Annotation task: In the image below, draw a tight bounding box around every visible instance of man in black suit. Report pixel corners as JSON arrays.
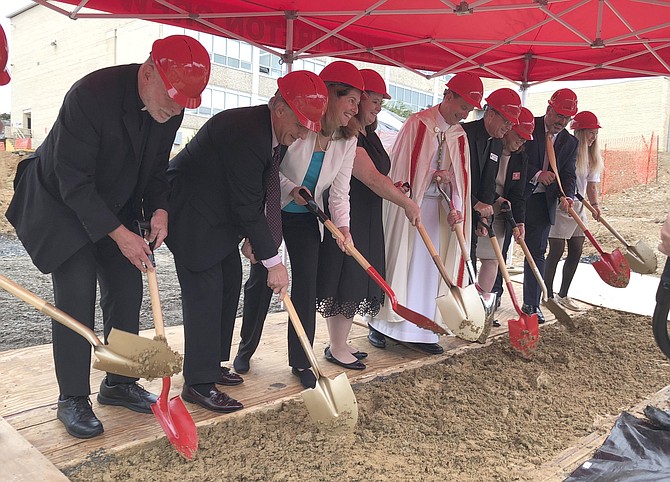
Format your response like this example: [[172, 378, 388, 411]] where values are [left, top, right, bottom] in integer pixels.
[[165, 70, 328, 413], [462, 88, 522, 263], [521, 89, 578, 322], [6, 36, 210, 439]]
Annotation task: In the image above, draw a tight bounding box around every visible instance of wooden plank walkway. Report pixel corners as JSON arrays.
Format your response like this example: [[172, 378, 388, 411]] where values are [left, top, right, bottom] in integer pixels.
[[0, 277, 624, 480]]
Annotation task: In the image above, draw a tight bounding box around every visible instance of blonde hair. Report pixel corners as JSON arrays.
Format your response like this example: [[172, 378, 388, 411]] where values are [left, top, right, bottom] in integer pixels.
[[574, 129, 604, 179]]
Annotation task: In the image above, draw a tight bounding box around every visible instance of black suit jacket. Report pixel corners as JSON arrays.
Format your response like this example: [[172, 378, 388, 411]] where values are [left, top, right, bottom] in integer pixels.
[[462, 118, 503, 206], [501, 149, 528, 224], [166, 105, 282, 272], [6, 64, 181, 273], [523, 116, 578, 224]]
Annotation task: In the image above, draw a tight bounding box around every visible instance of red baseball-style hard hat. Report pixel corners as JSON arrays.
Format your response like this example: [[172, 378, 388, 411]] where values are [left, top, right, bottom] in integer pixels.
[[570, 111, 601, 130], [359, 69, 391, 99], [0, 25, 10, 86], [277, 70, 329, 132], [548, 88, 578, 117], [512, 107, 535, 140], [446, 72, 484, 109], [485, 88, 522, 124], [319, 61, 366, 93], [151, 35, 211, 109]]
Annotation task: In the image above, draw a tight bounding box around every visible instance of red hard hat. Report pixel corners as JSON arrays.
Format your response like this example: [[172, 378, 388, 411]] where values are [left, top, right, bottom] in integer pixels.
[[0, 25, 9, 86], [446, 72, 484, 109], [319, 61, 366, 93], [570, 111, 601, 130], [485, 88, 522, 124], [277, 70, 329, 132], [151, 35, 211, 109], [548, 88, 578, 116], [359, 69, 390, 99], [512, 107, 535, 140]]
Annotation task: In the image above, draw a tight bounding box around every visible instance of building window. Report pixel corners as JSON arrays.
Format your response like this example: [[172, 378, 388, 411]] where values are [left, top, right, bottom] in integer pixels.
[[294, 58, 326, 74], [388, 84, 433, 112], [259, 52, 283, 78], [186, 87, 252, 117], [211, 36, 252, 71]]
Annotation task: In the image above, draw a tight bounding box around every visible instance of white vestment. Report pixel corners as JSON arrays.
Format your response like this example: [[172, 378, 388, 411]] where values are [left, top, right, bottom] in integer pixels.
[[369, 106, 473, 343]]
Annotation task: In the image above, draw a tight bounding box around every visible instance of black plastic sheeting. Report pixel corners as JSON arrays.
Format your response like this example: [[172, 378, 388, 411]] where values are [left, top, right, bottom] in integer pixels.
[[565, 406, 670, 481]]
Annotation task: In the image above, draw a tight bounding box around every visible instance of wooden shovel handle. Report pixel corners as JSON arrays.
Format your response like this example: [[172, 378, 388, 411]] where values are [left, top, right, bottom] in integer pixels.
[[283, 294, 322, 378], [575, 193, 630, 247], [0, 274, 102, 347], [147, 269, 165, 338], [416, 222, 454, 287], [545, 133, 566, 198]]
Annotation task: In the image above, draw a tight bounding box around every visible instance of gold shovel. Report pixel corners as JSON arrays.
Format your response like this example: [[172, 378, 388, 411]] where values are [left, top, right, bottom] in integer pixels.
[[0, 274, 182, 379], [283, 294, 358, 430]]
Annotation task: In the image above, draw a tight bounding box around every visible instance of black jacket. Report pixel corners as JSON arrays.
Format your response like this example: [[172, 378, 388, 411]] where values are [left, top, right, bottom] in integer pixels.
[[462, 118, 503, 207], [6, 64, 181, 273], [166, 105, 284, 272]]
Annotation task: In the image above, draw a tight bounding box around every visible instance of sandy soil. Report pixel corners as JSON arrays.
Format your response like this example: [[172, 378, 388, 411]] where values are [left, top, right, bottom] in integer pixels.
[[0, 150, 669, 480]]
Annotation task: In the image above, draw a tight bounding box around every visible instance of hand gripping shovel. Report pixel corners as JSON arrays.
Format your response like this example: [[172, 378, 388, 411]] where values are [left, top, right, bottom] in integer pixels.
[[479, 219, 539, 358], [283, 294, 358, 430], [298, 189, 447, 335], [575, 192, 657, 274], [137, 222, 198, 460], [434, 180, 497, 342], [0, 274, 181, 379], [545, 134, 630, 288], [652, 258, 670, 360], [416, 221, 486, 341], [501, 207, 575, 330]]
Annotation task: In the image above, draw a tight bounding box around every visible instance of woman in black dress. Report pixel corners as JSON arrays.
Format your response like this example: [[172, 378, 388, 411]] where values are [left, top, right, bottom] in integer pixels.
[[316, 69, 421, 369]]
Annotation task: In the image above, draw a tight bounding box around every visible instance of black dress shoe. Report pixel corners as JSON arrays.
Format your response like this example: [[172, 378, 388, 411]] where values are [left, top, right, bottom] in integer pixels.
[[367, 327, 386, 349], [233, 355, 250, 374], [97, 378, 157, 414], [181, 385, 244, 413], [407, 342, 444, 355], [324, 347, 366, 370], [291, 367, 317, 389], [352, 350, 368, 360], [521, 304, 546, 324], [218, 366, 244, 386], [57, 396, 104, 439]]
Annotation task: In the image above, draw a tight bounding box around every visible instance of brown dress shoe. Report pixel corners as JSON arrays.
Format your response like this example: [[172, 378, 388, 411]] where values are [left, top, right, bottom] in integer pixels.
[[181, 385, 244, 413], [218, 367, 244, 386]]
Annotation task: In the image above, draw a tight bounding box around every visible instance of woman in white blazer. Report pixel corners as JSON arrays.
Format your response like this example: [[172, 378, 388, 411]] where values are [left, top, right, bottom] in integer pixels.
[[279, 61, 364, 388]]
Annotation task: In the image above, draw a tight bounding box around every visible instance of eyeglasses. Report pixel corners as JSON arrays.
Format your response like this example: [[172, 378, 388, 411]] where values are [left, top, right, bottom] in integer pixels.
[[493, 109, 513, 127], [550, 107, 572, 123]]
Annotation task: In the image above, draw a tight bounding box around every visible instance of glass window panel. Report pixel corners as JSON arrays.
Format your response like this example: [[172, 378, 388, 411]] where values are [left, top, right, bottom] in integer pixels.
[[241, 61, 252, 71], [225, 93, 238, 110], [240, 43, 252, 62], [226, 39, 240, 58], [199, 106, 211, 116], [213, 53, 225, 65], [199, 33, 213, 53], [228, 58, 240, 69], [212, 90, 226, 111], [213, 36, 226, 55]]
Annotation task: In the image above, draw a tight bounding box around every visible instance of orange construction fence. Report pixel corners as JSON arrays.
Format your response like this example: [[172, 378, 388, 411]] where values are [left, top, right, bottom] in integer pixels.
[[600, 133, 658, 196]]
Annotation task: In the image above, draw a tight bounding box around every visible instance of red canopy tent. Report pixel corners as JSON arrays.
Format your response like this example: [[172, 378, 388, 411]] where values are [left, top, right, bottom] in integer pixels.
[[31, 0, 670, 86]]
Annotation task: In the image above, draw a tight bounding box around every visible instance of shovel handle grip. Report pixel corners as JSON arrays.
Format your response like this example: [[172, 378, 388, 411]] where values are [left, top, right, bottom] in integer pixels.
[[575, 193, 629, 246], [283, 294, 322, 378], [0, 274, 102, 347]]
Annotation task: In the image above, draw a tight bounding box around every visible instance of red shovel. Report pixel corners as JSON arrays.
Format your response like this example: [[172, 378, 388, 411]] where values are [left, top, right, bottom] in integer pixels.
[[139, 222, 198, 460], [479, 217, 539, 358], [299, 189, 447, 335], [545, 135, 630, 288]]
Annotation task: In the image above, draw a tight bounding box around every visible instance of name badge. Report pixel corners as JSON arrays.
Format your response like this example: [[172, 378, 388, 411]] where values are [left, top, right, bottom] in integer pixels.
[[490, 153, 498, 162], [512, 171, 521, 180]]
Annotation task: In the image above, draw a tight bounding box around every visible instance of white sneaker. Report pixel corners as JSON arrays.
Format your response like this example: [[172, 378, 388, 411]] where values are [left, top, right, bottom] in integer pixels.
[[555, 295, 584, 312]]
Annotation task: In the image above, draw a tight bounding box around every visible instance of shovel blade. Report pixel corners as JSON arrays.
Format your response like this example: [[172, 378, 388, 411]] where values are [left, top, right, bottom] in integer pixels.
[[151, 395, 199, 460], [543, 298, 576, 330], [93, 328, 183, 379], [508, 313, 539, 359], [625, 241, 657, 274], [593, 249, 630, 288], [436, 285, 486, 341], [301, 373, 358, 431]]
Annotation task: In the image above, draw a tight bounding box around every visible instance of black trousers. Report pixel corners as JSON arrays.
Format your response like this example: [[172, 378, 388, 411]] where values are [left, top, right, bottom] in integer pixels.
[[175, 250, 241, 386], [282, 211, 320, 369], [522, 193, 551, 306], [236, 261, 273, 361], [51, 237, 141, 397]]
